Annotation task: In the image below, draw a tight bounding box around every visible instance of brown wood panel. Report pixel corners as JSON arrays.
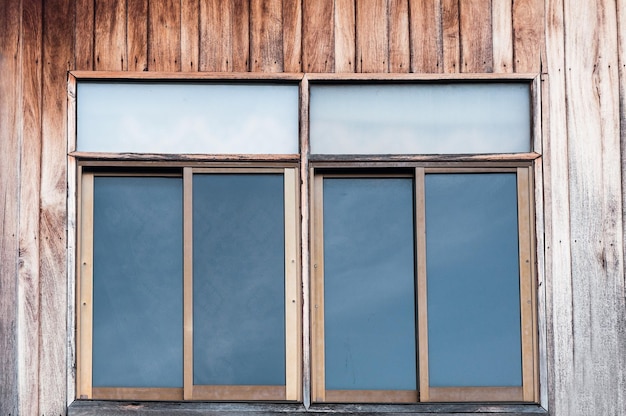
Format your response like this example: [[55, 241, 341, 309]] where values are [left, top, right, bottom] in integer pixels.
[[94, 0, 127, 70], [356, 0, 388, 72], [232, 0, 251, 71], [250, 0, 284, 72], [513, 0, 543, 73], [200, 0, 233, 71], [428, 386, 523, 402], [283, 0, 302, 72], [334, 0, 355, 72], [18, 0, 43, 414], [0, 1, 20, 414], [41, 1, 74, 413], [492, 0, 513, 73], [324, 389, 418, 403], [409, 0, 442, 73], [181, 0, 199, 71], [75, 0, 95, 70], [127, 0, 148, 71], [563, 0, 626, 414], [441, 0, 460, 73], [148, 0, 181, 71], [303, 0, 334, 72], [93, 387, 183, 401], [459, 0, 492, 72], [389, 0, 410, 73], [192, 385, 286, 400]]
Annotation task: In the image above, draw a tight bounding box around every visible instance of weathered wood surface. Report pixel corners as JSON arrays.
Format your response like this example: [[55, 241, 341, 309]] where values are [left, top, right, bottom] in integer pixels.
[[410, 0, 442, 73]]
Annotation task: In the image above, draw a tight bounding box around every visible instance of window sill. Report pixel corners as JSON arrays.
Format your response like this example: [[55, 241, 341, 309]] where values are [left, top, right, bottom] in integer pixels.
[[68, 400, 548, 416]]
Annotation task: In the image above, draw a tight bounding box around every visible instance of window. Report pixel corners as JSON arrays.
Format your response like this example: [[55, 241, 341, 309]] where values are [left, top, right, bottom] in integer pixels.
[[72, 74, 539, 407]]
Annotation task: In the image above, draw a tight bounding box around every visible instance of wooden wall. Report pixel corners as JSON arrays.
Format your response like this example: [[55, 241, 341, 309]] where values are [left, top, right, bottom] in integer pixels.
[[0, 0, 625, 415]]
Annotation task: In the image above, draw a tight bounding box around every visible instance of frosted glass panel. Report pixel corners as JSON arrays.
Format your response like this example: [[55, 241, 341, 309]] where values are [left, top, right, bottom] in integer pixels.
[[77, 82, 299, 154], [425, 173, 522, 387], [323, 178, 416, 390], [92, 176, 183, 388], [310, 83, 530, 154], [193, 174, 285, 385]]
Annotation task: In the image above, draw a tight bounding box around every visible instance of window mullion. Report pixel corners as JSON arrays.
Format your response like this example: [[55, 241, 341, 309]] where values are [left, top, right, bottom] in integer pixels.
[[414, 167, 429, 402], [183, 167, 193, 400]]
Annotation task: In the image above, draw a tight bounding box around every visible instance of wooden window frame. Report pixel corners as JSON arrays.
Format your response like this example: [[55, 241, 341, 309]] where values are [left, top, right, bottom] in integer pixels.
[[67, 72, 546, 413]]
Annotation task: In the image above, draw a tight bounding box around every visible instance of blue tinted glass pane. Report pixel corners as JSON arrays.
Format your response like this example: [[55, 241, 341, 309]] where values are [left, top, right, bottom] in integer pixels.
[[310, 83, 530, 154], [193, 174, 286, 385], [425, 173, 522, 387], [323, 178, 416, 390], [92, 176, 183, 388]]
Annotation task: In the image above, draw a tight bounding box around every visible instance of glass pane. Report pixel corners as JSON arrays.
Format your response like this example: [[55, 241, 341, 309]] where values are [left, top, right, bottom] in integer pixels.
[[193, 174, 286, 385], [323, 178, 416, 390], [92, 176, 183, 388], [310, 83, 530, 154], [425, 173, 522, 387], [77, 82, 299, 154]]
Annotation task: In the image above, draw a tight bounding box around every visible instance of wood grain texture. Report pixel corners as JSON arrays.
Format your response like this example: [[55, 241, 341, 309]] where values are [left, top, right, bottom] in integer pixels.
[[75, 0, 95, 70], [181, 0, 199, 71], [282, 0, 302, 72], [562, 0, 626, 414], [619, 1, 626, 408], [389, 0, 410, 73], [459, 0, 492, 72], [250, 0, 284, 72], [334, 0, 355, 72], [303, 0, 334, 72], [232, 0, 251, 71], [513, 0, 543, 73], [0, 1, 20, 414], [441, 0, 460, 73], [94, 0, 126, 70], [18, 0, 43, 414], [149, 0, 181, 71], [492, 0, 513, 73], [356, 0, 388, 72], [127, 0, 148, 71], [200, 0, 234, 71], [41, 0, 74, 413], [409, 0, 442, 73]]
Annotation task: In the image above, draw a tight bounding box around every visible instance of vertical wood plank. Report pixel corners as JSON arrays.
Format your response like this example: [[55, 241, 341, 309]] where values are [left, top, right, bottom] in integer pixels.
[[127, 0, 148, 71], [303, 0, 334, 73], [414, 168, 429, 402], [200, 0, 233, 72], [250, 0, 284, 72], [441, 0, 460, 73], [232, 0, 251, 71], [283, 0, 302, 72], [513, 0, 543, 73], [334, 0, 355, 73], [18, 0, 43, 414], [563, 0, 626, 414], [409, 0, 442, 73], [459, 0, 493, 72], [94, 0, 126, 70], [389, 0, 410, 73], [618, 3, 626, 408], [75, 0, 95, 70], [148, 0, 181, 71], [492, 0, 513, 73], [181, 0, 199, 72], [355, 0, 388, 73], [0, 1, 20, 414], [41, 0, 74, 412]]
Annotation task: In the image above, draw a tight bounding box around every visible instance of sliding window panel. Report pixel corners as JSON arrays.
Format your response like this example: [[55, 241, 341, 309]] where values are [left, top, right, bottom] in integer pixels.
[[92, 176, 183, 391], [424, 173, 523, 401], [77, 82, 299, 154], [192, 174, 286, 397], [321, 177, 417, 402], [310, 83, 530, 155]]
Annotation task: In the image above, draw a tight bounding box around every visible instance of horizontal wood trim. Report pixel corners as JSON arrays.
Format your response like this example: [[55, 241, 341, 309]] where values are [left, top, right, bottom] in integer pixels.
[[70, 71, 304, 80], [70, 152, 300, 163], [91, 387, 183, 401], [324, 390, 418, 403], [192, 385, 286, 401], [305, 73, 539, 82], [427, 386, 524, 402], [309, 153, 540, 163]]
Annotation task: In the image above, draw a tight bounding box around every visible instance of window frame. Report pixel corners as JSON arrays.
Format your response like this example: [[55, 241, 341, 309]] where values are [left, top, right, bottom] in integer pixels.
[[67, 71, 546, 414]]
